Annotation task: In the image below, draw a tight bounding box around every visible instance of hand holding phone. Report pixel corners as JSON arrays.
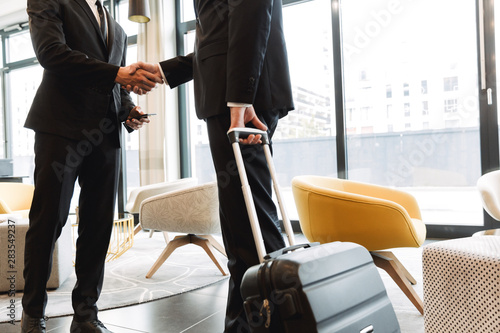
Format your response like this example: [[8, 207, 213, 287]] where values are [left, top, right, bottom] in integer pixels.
[[132, 113, 157, 120]]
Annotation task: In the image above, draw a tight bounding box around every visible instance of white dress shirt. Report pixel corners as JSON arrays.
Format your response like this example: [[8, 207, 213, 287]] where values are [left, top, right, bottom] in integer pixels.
[[86, 0, 107, 37]]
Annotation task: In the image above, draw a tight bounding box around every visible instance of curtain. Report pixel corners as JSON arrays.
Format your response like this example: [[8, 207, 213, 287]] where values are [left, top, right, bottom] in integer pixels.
[[136, 0, 179, 185]]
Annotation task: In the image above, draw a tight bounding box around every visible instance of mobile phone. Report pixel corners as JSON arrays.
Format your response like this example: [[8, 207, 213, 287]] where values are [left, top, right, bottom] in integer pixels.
[[133, 113, 157, 120]]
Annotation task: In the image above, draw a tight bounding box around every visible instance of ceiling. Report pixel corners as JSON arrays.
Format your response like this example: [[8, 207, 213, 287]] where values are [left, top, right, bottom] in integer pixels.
[[0, 1, 28, 30], [1, 0, 25, 16]]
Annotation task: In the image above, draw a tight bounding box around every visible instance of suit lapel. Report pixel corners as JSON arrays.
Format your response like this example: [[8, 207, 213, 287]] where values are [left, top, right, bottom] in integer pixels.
[[75, 0, 108, 53], [105, 8, 114, 52]]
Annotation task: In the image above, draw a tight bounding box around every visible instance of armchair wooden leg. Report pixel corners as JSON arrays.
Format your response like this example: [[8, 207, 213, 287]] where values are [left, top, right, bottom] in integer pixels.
[[203, 234, 227, 257], [375, 250, 417, 285], [146, 234, 228, 279], [162, 231, 170, 244], [146, 235, 190, 278], [371, 251, 424, 315], [133, 224, 142, 235], [192, 235, 228, 276]]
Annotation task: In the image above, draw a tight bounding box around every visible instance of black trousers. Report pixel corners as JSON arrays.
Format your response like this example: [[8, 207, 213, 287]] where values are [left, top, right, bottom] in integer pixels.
[[22, 130, 120, 321], [206, 111, 286, 333]]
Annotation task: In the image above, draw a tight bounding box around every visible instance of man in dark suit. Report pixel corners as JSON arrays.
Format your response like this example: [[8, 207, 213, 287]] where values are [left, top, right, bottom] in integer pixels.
[[21, 1, 162, 332], [136, 0, 294, 331]]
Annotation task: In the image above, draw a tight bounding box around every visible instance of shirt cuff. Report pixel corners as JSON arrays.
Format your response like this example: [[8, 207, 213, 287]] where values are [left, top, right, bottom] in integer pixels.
[[227, 102, 252, 108], [157, 63, 169, 86]]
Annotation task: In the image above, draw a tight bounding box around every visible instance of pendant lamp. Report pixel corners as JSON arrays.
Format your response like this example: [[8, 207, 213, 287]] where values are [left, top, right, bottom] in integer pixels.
[[128, 0, 151, 23]]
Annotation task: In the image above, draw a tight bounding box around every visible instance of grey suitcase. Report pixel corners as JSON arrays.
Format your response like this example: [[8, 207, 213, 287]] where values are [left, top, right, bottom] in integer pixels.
[[228, 128, 400, 333]]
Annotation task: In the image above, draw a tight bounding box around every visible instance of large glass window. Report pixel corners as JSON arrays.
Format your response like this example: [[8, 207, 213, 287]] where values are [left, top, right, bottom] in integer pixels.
[[0, 36, 5, 158], [341, 0, 483, 226], [186, 0, 337, 219], [6, 29, 35, 63], [275, 0, 338, 213], [180, 0, 196, 22], [1, 27, 41, 185], [175, 0, 499, 236], [106, 0, 142, 197], [496, 0, 500, 160], [117, 0, 139, 37], [7, 65, 42, 180], [123, 43, 141, 189]]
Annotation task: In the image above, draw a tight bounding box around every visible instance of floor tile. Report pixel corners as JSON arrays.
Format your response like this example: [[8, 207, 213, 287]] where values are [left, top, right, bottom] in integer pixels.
[[0, 279, 229, 333]]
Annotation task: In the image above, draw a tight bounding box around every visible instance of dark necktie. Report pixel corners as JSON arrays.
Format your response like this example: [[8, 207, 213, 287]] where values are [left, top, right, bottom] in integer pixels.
[[95, 0, 107, 42]]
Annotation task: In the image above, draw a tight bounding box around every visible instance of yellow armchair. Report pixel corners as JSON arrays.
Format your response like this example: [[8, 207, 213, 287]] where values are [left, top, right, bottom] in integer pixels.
[[292, 175, 426, 314], [0, 183, 34, 218]]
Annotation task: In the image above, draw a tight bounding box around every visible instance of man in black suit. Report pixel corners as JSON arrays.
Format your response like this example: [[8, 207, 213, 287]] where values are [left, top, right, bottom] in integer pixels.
[[135, 0, 294, 331], [21, 1, 162, 332]]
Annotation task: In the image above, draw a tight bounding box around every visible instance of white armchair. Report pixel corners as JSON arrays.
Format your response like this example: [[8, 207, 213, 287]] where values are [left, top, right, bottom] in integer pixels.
[[126, 178, 198, 235], [139, 181, 227, 278], [476, 170, 500, 235]]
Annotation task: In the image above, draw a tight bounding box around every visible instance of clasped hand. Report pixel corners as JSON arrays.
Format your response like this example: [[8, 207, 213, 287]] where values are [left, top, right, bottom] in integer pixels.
[[230, 106, 268, 145], [116, 61, 163, 95]]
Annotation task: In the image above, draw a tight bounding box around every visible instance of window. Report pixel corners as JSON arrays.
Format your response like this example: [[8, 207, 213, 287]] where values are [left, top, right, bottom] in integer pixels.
[[6, 29, 35, 63], [444, 76, 459, 92], [342, 0, 482, 228], [176, 0, 496, 236], [444, 99, 458, 113], [422, 101, 429, 115], [404, 103, 411, 117], [115, 2, 141, 191], [8, 66, 42, 179], [180, 0, 196, 22], [421, 80, 428, 94], [386, 104, 393, 118], [386, 84, 392, 98], [0, 36, 4, 158], [403, 82, 410, 96], [116, 1, 139, 37], [185, 0, 338, 194], [360, 70, 368, 81], [1, 27, 40, 182]]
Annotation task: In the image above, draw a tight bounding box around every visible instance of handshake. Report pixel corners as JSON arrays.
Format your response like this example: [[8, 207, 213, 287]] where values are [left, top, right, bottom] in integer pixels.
[[115, 61, 164, 95]]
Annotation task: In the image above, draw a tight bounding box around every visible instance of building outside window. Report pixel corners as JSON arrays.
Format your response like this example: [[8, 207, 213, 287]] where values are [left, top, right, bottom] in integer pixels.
[[444, 76, 459, 92], [403, 82, 410, 97], [421, 80, 428, 94]]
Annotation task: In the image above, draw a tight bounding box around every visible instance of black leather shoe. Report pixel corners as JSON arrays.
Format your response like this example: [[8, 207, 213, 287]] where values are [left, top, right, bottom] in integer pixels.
[[21, 311, 47, 333], [70, 319, 113, 333]]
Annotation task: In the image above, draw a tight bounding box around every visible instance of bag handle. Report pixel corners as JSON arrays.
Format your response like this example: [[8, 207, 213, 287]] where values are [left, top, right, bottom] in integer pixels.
[[264, 242, 320, 260]]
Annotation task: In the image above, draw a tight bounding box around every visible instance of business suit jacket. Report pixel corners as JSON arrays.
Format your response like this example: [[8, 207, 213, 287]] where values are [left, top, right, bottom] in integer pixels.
[[159, 0, 294, 119], [25, 0, 134, 143]]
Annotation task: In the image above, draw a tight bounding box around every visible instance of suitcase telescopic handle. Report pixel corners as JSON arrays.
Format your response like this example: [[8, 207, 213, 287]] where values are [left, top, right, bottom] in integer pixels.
[[227, 127, 270, 145], [227, 128, 296, 263], [264, 242, 320, 260]]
